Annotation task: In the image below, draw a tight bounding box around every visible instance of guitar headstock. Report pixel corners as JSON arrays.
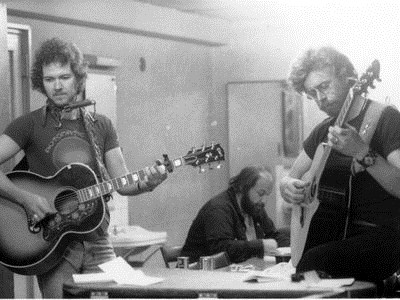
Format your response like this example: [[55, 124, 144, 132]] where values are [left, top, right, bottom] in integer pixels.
[[353, 59, 381, 96], [163, 143, 225, 173]]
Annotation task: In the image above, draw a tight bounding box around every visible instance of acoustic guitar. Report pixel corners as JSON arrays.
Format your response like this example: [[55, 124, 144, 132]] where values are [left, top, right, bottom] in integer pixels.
[[0, 143, 225, 275], [290, 61, 381, 267]]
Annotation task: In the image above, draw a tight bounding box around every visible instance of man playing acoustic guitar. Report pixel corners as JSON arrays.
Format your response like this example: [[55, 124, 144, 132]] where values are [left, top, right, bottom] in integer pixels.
[[280, 46, 400, 293], [0, 37, 167, 297]]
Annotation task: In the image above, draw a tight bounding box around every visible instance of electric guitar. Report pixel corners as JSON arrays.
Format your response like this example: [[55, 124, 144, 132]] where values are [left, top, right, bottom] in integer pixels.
[[290, 61, 381, 267], [0, 143, 225, 275]]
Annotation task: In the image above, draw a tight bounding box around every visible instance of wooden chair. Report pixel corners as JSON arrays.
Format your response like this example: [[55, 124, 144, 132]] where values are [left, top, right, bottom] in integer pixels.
[[160, 245, 183, 268]]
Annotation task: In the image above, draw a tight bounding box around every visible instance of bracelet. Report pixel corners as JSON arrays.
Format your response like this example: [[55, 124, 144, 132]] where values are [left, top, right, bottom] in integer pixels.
[[356, 148, 378, 169]]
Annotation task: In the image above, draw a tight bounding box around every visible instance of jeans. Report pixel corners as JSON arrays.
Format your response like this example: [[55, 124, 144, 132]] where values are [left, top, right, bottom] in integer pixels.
[[296, 225, 400, 283], [37, 237, 116, 298]]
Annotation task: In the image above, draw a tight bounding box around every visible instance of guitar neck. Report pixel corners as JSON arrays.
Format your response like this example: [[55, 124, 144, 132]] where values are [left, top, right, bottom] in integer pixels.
[[76, 143, 224, 202], [78, 157, 186, 202], [314, 88, 356, 179]]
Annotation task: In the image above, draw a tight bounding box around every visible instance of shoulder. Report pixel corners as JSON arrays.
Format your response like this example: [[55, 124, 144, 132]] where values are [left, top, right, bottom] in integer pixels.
[[371, 101, 400, 158], [203, 191, 234, 211], [303, 116, 333, 158], [312, 116, 334, 134], [90, 112, 116, 130], [91, 112, 113, 124], [381, 103, 400, 119], [7, 109, 41, 128]]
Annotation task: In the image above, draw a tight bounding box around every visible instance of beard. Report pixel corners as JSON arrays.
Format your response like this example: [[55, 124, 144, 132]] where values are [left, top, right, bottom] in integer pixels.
[[241, 193, 265, 220]]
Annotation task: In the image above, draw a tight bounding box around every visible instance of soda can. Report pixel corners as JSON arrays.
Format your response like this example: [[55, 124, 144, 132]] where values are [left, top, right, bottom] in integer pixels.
[[199, 256, 215, 270], [176, 256, 189, 269]]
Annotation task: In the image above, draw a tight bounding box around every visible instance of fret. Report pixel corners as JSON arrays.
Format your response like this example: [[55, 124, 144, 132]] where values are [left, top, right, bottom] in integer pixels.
[[93, 185, 101, 196], [110, 178, 119, 190], [98, 183, 106, 195], [100, 181, 113, 194], [138, 169, 146, 181], [83, 187, 90, 200], [114, 176, 128, 189], [87, 187, 94, 198], [77, 189, 85, 202], [127, 173, 139, 185], [75, 144, 223, 203]]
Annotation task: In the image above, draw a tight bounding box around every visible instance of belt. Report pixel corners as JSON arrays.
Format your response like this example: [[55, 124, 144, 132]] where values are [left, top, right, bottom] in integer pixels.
[[353, 220, 379, 228]]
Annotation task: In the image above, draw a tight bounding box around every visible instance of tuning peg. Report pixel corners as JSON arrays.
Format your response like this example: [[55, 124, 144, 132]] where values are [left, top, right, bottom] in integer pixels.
[[211, 141, 215, 149], [199, 166, 205, 173], [202, 142, 206, 152], [216, 163, 222, 169], [191, 146, 196, 153]]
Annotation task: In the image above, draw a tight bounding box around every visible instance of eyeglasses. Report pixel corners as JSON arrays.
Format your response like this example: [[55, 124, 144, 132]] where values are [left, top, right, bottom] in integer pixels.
[[304, 80, 331, 100]]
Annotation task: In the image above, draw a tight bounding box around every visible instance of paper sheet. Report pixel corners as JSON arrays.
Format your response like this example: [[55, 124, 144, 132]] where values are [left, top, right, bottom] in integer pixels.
[[73, 273, 114, 284], [73, 257, 164, 286], [244, 261, 295, 282], [244, 262, 355, 289], [306, 278, 355, 288]]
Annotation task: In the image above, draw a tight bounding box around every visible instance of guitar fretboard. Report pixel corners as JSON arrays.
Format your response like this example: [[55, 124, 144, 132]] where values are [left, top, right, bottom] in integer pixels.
[[77, 157, 185, 202]]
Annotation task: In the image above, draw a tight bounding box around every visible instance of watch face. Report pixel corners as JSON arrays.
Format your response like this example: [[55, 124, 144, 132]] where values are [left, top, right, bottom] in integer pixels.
[[358, 150, 377, 168], [364, 156, 375, 166]]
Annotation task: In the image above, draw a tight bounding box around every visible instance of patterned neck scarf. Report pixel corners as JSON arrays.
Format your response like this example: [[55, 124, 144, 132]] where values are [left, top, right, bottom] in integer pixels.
[[80, 108, 110, 182]]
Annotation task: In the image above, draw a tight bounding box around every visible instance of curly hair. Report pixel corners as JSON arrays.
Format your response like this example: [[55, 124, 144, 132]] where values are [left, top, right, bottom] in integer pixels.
[[229, 165, 273, 195], [287, 46, 357, 95], [31, 37, 88, 95]]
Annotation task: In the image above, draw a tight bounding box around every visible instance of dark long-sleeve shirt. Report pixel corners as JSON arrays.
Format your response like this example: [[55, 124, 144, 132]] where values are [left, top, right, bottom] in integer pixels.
[[181, 187, 290, 263]]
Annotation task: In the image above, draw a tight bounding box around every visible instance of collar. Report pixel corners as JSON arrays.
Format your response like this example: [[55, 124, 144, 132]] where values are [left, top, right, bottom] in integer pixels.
[[42, 98, 81, 128]]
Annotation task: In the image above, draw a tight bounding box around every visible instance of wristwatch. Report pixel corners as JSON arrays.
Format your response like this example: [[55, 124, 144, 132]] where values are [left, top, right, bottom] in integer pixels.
[[356, 149, 378, 169]]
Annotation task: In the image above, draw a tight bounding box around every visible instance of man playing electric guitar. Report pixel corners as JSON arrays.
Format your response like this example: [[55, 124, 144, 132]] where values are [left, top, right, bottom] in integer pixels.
[[280, 46, 400, 290], [0, 37, 167, 297]]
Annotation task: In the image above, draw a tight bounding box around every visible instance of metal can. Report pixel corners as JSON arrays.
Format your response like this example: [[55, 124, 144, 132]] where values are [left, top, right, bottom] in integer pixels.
[[176, 256, 189, 269], [199, 256, 215, 270]]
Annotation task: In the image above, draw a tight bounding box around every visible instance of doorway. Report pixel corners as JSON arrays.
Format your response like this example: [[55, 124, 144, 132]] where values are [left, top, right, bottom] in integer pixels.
[[6, 23, 31, 170], [7, 23, 40, 299]]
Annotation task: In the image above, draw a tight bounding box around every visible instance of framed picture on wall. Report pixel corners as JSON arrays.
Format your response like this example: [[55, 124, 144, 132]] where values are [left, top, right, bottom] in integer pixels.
[[281, 88, 303, 158]]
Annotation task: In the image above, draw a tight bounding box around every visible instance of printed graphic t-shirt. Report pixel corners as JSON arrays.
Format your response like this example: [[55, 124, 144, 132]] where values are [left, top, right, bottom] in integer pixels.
[[4, 107, 119, 179]]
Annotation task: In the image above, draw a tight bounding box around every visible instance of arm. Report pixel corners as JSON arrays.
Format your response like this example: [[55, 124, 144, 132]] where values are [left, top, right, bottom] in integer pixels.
[[279, 149, 313, 205], [104, 147, 167, 196], [328, 125, 400, 198], [0, 134, 56, 221], [260, 214, 290, 247], [204, 206, 264, 263]]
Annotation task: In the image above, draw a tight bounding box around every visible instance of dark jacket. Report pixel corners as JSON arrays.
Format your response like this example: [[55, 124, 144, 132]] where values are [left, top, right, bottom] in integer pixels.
[[181, 187, 290, 263]]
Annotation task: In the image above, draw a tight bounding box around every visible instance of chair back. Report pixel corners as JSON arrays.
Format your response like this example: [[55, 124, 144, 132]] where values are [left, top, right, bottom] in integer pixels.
[[160, 245, 183, 268]]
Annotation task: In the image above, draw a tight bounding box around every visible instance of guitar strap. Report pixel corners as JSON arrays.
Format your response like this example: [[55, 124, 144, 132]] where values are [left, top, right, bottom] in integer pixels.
[[359, 100, 386, 144], [352, 99, 386, 173], [80, 108, 112, 238], [80, 108, 111, 183], [344, 100, 386, 238]]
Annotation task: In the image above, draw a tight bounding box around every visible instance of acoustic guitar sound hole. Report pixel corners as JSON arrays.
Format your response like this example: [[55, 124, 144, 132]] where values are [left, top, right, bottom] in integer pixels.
[[54, 189, 79, 215]]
